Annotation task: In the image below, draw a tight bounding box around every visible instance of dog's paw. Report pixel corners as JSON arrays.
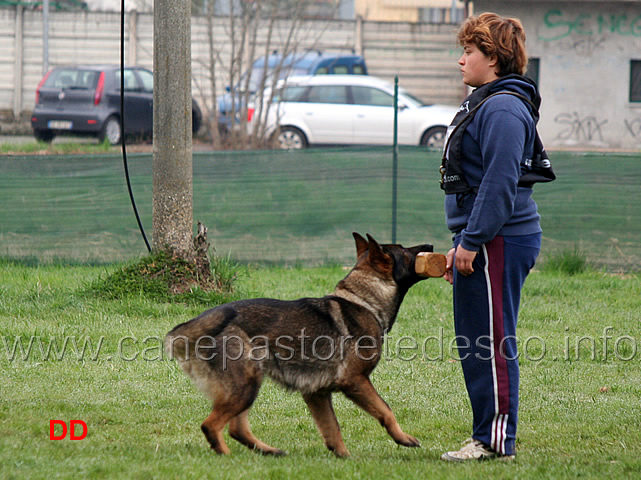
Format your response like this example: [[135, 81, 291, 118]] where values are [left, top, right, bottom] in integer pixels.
[[396, 434, 421, 448], [328, 444, 351, 458], [260, 448, 287, 457]]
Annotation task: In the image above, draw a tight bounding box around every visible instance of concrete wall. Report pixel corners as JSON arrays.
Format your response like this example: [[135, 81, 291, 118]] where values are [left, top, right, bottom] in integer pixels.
[[0, 7, 462, 131], [476, 1, 641, 150], [5, 4, 641, 150]]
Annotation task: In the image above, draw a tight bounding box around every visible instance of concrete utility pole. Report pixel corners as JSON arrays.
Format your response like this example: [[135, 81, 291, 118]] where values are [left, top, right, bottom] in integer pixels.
[[152, 0, 193, 254], [43, 0, 49, 75]]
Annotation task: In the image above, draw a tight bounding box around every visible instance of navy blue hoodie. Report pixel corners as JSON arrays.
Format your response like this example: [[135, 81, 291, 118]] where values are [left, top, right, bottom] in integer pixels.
[[444, 76, 542, 251]]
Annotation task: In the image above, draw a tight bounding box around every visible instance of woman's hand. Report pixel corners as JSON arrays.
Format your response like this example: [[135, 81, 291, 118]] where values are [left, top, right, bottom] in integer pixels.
[[455, 245, 477, 276], [443, 245, 478, 285], [444, 248, 455, 285]]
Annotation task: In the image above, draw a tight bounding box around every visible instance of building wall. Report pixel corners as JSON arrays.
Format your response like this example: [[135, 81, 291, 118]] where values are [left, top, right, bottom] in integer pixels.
[[0, 7, 464, 127], [356, 0, 421, 22], [362, 21, 461, 102], [355, 0, 466, 23], [475, 0, 641, 150]]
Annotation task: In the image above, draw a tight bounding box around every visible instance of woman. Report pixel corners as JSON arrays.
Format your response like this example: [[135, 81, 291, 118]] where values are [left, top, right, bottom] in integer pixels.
[[441, 12, 544, 462]]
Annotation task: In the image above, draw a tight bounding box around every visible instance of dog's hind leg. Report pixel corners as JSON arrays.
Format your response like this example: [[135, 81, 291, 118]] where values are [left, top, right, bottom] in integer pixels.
[[229, 409, 286, 456], [342, 376, 420, 448], [201, 399, 241, 455], [201, 372, 262, 455], [303, 391, 350, 457]]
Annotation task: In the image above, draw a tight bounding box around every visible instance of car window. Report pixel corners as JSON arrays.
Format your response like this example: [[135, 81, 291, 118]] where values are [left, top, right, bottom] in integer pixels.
[[46, 69, 98, 89], [306, 85, 348, 104], [332, 66, 349, 74], [399, 88, 427, 106], [351, 86, 394, 107], [353, 65, 366, 75], [245, 68, 269, 92], [276, 86, 308, 102], [245, 66, 309, 92], [115, 69, 141, 91], [137, 69, 154, 92]]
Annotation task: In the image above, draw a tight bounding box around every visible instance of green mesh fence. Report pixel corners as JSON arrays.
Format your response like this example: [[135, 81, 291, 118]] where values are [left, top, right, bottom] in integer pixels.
[[0, 148, 639, 271]]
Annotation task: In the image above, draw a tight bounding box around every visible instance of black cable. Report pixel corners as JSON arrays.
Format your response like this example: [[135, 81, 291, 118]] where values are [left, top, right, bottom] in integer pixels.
[[120, 0, 151, 252]]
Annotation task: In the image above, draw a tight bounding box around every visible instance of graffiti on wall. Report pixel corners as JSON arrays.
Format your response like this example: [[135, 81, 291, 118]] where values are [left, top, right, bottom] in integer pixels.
[[539, 9, 641, 54], [540, 9, 641, 42], [551, 113, 641, 145], [540, 9, 641, 147], [554, 112, 608, 143], [624, 118, 641, 139]]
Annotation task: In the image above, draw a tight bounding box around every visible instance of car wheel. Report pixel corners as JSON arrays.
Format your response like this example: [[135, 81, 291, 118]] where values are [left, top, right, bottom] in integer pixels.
[[99, 116, 122, 145], [33, 129, 55, 143], [276, 126, 308, 150], [420, 126, 447, 150]]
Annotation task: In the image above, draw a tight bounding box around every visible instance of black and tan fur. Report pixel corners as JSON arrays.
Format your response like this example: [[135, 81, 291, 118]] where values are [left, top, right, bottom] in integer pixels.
[[165, 233, 433, 457]]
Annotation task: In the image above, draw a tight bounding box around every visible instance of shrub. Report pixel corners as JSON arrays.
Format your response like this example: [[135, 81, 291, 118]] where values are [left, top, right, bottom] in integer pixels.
[[87, 249, 244, 304], [541, 245, 590, 275]]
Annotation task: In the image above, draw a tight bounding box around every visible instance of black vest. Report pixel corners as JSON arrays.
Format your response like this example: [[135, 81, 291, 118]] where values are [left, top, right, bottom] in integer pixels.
[[440, 75, 555, 195]]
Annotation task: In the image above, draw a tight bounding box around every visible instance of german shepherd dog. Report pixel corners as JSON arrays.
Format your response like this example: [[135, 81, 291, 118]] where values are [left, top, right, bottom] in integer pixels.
[[165, 233, 433, 457]]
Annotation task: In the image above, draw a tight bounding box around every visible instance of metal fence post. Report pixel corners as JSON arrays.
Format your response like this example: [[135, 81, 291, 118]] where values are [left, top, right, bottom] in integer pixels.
[[392, 75, 399, 244]]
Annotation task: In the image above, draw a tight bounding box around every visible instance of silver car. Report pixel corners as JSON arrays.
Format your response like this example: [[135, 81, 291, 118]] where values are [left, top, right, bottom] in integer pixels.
[[251, 75, 458, 149]]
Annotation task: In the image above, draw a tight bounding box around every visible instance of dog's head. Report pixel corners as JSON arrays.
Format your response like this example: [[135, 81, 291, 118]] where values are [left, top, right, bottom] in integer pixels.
[[352, 232, 434, 289]]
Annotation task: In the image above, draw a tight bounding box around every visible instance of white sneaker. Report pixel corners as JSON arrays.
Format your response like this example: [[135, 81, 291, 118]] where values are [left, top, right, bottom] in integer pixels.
[[441, 438, 515, 462]]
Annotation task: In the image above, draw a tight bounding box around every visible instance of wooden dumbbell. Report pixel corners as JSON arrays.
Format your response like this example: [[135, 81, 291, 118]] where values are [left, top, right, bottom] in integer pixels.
[[415, 252, 447, 278]]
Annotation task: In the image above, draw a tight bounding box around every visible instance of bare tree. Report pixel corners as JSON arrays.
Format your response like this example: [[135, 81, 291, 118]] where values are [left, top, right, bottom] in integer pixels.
[[195, 0, 340, 149]]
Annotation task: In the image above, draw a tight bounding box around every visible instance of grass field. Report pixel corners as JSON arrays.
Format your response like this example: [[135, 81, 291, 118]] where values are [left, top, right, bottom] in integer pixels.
[[1, 148, 640, 270], [1, 259, 640, 479]]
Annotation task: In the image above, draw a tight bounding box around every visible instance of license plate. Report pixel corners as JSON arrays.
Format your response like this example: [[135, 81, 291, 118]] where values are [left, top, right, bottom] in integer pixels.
[[48, 120, 73, 130]]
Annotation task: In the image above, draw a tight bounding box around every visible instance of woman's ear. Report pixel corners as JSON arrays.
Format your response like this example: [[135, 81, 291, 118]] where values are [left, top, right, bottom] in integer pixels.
[[488, 55, 501, 76]]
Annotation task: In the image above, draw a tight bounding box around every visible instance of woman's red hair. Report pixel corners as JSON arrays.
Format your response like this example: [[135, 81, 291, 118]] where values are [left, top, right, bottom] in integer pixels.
[[458, 12, 528, 76]]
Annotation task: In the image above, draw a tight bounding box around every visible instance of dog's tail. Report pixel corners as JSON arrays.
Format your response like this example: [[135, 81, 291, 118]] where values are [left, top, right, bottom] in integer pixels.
[[164, 306, 238, 361]]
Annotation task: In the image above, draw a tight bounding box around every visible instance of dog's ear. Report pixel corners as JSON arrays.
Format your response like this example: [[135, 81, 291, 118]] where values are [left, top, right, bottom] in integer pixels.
[[353, 232, 369, 257], [366, 234, 383, 251], [366, 234, 393, 273]]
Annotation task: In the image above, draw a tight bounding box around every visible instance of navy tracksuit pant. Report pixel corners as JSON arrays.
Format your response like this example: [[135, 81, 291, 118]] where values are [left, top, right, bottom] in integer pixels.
[[453, 233, 540, 456]]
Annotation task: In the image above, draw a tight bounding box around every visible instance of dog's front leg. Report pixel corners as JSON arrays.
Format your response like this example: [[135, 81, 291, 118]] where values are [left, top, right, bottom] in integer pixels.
[[302, 392, 350, 458], [342, 376, 420, 449]]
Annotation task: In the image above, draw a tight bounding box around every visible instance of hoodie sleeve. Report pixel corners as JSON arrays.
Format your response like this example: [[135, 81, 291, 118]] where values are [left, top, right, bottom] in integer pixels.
[[459, 100, 529, 252]]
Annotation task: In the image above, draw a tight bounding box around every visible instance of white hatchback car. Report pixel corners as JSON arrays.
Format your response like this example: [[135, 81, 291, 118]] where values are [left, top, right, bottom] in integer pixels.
[[250, 75, 458, 149]]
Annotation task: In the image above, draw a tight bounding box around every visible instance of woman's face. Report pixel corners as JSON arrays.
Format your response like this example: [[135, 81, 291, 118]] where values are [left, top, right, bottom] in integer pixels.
[[458, 42, 499, 87]]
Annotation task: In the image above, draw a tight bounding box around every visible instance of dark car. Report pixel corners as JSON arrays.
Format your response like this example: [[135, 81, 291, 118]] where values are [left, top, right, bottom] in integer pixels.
[[31, 65, 202, 144], [217, 51, 367, 133]]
